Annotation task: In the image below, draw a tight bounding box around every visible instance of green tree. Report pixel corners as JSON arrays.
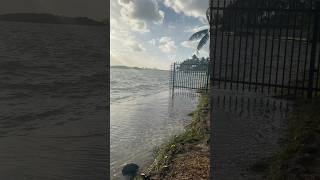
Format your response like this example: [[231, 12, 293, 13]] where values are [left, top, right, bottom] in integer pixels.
[[188, 13, 222, 52]]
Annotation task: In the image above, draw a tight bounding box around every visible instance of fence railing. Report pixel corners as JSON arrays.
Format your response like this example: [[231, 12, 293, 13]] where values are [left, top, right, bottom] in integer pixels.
[[209, 0, 320, 98], [169, 61, 210, 92]]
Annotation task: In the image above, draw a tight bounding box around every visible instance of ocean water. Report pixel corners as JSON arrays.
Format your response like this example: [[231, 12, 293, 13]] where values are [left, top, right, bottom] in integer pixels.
[[0, 21, 108, 180], [110, 67, 199, 179]]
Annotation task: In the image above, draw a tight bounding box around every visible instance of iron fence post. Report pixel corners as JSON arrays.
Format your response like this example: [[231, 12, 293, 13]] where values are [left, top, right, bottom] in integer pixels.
[[307, 2, 319, 98], [209, 0, 214, 88], [172, 63, 176, 94], [205, 61, 210, 93]]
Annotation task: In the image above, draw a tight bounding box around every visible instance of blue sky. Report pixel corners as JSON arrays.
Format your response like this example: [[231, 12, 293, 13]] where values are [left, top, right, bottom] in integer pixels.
[[111, 0, 209, 70]]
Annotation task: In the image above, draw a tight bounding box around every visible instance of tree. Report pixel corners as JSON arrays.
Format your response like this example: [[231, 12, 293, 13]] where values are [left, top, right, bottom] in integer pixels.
[[188, 13, 222, 52], [178, 55, 209, 71]]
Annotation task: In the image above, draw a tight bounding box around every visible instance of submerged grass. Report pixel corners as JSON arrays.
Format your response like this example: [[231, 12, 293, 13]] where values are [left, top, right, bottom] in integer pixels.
[[144, 93, 210, 178], [266, 98, 320, 179]]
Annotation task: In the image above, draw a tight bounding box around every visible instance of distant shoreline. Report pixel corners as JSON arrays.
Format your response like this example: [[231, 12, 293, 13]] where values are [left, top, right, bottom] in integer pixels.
[[0, 13, 107, 26], [111, 65, 167, 71]]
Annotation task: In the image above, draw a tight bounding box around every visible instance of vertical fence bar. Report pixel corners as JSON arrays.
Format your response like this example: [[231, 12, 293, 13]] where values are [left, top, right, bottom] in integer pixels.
[[175, 62, 179, 88], [274, 10, 283, 94], [178, 63, 182, 88], [192, 63, 195, 89], [198, 67, 200, 90], [185, 64, 192, 88], [248, 5, 258, 91], [182, 63, 184, 88], [230, 4, 238, 90], [212, 0, 220, 88], [267, 9, 277, 94], [294, 12, 305, 96], [182, 63, 185, 89], [255, 2, 263, 92], [195, 67, 198, 89], [218, 0, 227, 89], [224, 6, 231, 89], [169, 64, 172, 89], [307, 4, 319, 98], [280, 10, 290, 97], [302, 12, 312, 96], [206, 61, 210, 92], [242, 6, 250, 91], [288, 9, 298, 96], [195, 66, 198, 89], [261, 9, 270, 93], [172, 63, 176, 94], [178, 62, 181, 88], [236, 4, 244, 91]]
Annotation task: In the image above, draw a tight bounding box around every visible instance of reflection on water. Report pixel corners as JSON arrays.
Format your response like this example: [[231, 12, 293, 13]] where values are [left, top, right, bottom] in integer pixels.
[[110, 89, 199, 179], [211, 89, 292, 116], [211, 88, 293, 179]]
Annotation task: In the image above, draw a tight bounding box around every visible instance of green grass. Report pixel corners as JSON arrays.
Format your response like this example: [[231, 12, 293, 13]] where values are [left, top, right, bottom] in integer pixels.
[[144, 94, 210, 177], [266, 98, 320, 179]]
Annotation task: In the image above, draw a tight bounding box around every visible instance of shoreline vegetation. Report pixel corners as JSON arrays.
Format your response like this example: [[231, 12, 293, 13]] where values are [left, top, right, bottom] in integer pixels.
[[250, 98, 320, 179], [0, 13, 107, 26], [265, 98, 320, 179], [135, 92, 211, 180]]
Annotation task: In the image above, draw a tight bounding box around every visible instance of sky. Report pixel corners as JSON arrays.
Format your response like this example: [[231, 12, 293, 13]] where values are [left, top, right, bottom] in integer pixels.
[[111, 0, 210, 70], [0, 0, 108, 20]]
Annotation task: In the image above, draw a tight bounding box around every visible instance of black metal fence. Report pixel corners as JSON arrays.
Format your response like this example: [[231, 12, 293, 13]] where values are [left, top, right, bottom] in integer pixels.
[[209, 0, 320, 98], [169, 61, 210, 92]]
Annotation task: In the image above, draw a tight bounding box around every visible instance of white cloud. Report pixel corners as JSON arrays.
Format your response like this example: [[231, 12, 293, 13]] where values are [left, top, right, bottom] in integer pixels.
[[168, 24, 176, 29], [185, 25, 209, 33], [159, 36, 177, 53], [126, 39, 145, 52], [148, 39, 156, 46], [181, 40, 197, 49], [181, 40, 209, 56], [111, 18, 145, 52], [110, 18, 130, 41], [163, 0, 208, 21], [111, 49, 171, 70], [118, 0, 165, 33]]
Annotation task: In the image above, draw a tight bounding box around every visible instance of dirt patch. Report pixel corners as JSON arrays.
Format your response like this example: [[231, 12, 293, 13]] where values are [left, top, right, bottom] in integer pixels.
[[164, 144, 210, 180]]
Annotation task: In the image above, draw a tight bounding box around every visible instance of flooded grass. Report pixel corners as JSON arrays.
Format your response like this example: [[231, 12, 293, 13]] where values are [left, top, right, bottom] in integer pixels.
[[142, 93, 210, 179]]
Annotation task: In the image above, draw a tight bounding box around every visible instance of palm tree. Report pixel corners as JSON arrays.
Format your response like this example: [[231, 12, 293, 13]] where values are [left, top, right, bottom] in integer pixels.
[[189, 28, 209, 52], [188, 13, 222, 52]]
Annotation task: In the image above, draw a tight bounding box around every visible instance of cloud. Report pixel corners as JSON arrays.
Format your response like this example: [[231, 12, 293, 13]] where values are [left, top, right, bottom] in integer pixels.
[[163, 0, 208, 21], [185, 25, 209, 33], [168, 24, 175, 29], [159, 36, 177, 53], [148, 39, 156, 46], [118, 0, 164, 33], [181, 40, 209, 56], [126, 39, 145, 52], [111, 49, 171, 70], [181, 40, 197, 49], [111, 18, 145, 52]]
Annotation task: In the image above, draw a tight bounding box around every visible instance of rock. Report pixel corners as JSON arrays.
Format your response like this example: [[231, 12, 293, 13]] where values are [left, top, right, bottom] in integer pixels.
[[140, 173, 152, 180], [122, 163, 139, 179]]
